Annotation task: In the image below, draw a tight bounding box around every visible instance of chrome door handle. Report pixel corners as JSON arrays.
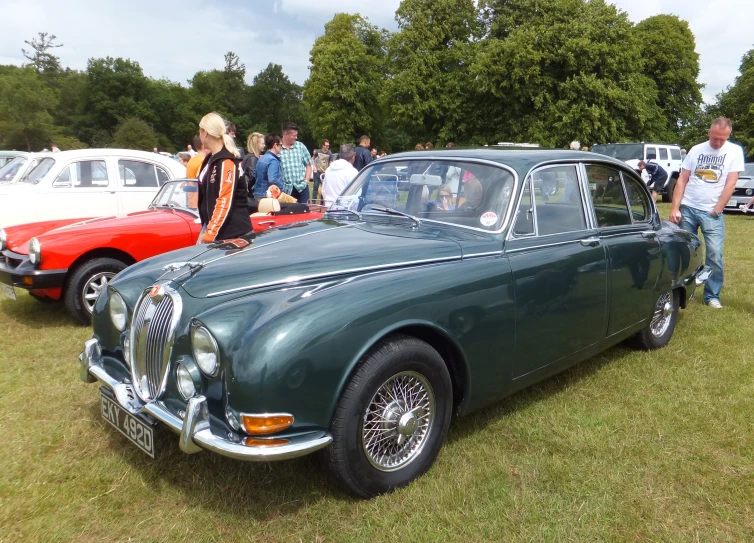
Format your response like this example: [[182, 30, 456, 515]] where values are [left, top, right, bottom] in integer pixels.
[[641, 231, 657, 239], [580, 237, 600, 247], [257, 220, 276, 225]]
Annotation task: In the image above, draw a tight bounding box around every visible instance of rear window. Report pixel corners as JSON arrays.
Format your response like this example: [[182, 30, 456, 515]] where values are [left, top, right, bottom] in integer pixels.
[[670, 148, 681, 160], [0, 156, 27, 182]]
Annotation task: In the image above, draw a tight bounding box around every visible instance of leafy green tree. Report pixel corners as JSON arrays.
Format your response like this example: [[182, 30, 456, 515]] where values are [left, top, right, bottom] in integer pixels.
[[303, 14, 386, 147], [22, 32, 63, 77], [717, 48, 754, 158], [250, 64, 306, 133], [474, 0, 663, 147], [384, 0, 480, 146], [0, 67, 58, 150], [110, 117, 158, 151], [635, 15, 703, 141]]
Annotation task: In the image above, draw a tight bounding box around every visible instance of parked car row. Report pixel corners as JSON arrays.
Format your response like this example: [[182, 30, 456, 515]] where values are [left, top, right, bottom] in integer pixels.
[[58, 148, 709, 498]]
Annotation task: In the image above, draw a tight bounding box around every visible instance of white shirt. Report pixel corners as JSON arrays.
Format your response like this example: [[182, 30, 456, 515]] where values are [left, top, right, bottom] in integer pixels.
[[681, 140, 745, 212], [323, 159, 359, 207]]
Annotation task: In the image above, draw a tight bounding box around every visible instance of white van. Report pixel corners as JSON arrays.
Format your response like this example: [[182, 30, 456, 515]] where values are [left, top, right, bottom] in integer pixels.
[[591, 142, 683, 201], [0, 149, 186, 228]]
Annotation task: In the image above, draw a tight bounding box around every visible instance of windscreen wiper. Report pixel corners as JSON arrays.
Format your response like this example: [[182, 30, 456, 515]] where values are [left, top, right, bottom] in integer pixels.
[[325, 208, 362, 220], [368, 205, 421, 227]]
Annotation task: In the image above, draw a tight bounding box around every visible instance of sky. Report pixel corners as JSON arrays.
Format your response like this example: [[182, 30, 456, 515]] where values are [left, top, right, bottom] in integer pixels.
[[1, 0, 751, 105]]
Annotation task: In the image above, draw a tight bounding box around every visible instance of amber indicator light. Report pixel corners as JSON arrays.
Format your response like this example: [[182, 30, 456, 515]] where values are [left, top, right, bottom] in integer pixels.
[[240, 414, 294, 435]]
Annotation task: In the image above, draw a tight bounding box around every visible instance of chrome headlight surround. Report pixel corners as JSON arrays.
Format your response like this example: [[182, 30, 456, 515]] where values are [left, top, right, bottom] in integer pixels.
[[176, 363, 197, 400], [0, 228, 6, 251], [190, 322, 220, 377], [747, 189, 753, 196], [109, 289, 129, 332], [28, 237, 41, 266]]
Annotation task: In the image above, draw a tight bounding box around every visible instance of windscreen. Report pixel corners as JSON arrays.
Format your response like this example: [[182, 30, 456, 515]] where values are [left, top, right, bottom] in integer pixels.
[[0, 156, 27, 182], [22, 157, 55, 184]]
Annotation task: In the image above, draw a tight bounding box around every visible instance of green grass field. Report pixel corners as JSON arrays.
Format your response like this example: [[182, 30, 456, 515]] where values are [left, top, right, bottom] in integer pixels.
[[2, 204, 753, 542]]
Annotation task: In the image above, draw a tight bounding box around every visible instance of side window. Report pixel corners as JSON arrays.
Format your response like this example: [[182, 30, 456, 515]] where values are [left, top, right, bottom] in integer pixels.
[[531, 165, 586, 235], [645, 147, 657, 160], [670, 148, 681, 160], [659, 148, 668, 160], [119, 160, 159, 187], [54, 160, 109, 188], [156, 167, 170, 185], [586, 165, 631, 227], [622, 174, 651, 222], [512, 178, 534, 236]]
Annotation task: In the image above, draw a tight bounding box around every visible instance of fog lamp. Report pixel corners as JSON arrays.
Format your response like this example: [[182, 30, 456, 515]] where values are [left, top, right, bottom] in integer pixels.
[[176, 364, 196, 400], [240, 413, 294, 435], [225, 407, 240, 431]]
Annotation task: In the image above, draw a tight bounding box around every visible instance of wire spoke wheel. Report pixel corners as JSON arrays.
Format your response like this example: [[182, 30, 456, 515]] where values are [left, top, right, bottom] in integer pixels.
[[361, 371, 435, 472], [650, 292, 674, 338], [82, 272, 115, 314]]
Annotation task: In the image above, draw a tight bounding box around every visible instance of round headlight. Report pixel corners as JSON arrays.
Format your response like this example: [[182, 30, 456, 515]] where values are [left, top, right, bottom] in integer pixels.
[[191, 324, 219, 376], [176, 363, 196, 400], [109, 291, 128, 332], [0, 229, 6, 251], [747, 189, 753, 196], [28, 237, 41, 265]]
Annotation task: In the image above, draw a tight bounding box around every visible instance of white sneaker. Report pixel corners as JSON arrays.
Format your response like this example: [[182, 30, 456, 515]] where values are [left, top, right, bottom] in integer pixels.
[[705, 299, 723, 309]]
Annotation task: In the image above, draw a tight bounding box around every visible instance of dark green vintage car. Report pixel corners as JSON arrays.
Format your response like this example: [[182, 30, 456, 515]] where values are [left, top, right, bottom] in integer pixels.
[[80, 149, 710, 497]]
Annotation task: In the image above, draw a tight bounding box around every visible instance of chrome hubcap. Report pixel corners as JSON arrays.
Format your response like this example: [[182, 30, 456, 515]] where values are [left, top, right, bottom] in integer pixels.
[[82, 272, 115, 313], [650, 292, 674, 338], [361, 371, 435, 472]]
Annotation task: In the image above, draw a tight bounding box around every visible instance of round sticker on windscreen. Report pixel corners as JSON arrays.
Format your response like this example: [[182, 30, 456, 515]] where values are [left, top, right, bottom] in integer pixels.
[[479, 211, 498, 227]]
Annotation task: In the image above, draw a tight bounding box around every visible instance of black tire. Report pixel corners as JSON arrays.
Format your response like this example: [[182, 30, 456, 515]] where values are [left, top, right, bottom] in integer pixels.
[[630, 289, 679, 350], [64, 257, 127, 325], [324, 335, 453, 498], [661, 178, 676, 203]]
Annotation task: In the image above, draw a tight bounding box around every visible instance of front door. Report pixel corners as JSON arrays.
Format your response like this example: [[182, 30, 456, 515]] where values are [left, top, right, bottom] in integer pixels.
[[116, 159, 171, 214], [583, 164, 663, 335], [506, 165, 608, 379], [38, 159, 119, 221]]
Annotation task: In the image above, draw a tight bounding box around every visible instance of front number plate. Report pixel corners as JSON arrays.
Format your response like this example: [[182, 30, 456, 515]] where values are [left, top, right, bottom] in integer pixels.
[[100, 392, 155, 458], [727, 199, 737, 208], [0, 282, 16, 300]]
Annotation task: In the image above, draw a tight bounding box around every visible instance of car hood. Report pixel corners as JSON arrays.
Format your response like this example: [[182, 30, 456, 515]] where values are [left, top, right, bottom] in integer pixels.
[[4, 217, 93, 253], [114, 218, 464, 299], [736, 175, 754, 189]]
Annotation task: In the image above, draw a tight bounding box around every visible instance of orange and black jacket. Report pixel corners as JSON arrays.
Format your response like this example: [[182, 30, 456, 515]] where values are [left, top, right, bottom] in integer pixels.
[[197, 147, 252, 242]]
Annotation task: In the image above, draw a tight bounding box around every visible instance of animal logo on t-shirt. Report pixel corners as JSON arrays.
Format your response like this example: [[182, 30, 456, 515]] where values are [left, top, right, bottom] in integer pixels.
[[694, 167, 722, 182], [694, 153, 726, 184]]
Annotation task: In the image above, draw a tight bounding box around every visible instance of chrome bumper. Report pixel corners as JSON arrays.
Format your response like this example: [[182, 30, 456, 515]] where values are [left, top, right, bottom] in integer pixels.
[[79, 338, 332, 461]]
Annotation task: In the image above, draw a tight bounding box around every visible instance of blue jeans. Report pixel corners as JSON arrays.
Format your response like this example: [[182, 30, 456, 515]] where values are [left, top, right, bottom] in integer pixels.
[[679, 205, 724, 302], [291, 184, 310, 204]]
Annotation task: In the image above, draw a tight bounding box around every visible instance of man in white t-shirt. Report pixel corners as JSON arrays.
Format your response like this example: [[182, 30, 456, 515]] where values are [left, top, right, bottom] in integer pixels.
[[323, 143, 358, 207], [670, 117, 745, 308]]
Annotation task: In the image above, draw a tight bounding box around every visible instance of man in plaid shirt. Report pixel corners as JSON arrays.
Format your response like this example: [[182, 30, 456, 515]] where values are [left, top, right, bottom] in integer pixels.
[[280, 122, 312, 203]]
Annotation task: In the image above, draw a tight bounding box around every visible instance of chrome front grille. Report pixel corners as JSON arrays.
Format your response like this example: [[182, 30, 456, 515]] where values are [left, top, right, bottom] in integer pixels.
[[129, 285, 180, 402]]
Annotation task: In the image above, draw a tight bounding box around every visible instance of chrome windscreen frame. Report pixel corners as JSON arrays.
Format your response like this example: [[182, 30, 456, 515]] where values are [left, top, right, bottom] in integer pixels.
[[127, 283, 183, 402]]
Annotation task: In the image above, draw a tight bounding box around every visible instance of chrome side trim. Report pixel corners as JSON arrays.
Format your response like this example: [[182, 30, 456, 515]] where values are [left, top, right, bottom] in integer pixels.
[[505, 239, 583, 254], [206, 255, 461, 297], [462, 251, 504, 259], [81, 339, 333, 461]]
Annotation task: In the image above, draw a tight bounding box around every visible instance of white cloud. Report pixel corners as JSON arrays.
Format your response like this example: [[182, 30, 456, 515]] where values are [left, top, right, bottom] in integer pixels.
[[1, 0, 750, 102]]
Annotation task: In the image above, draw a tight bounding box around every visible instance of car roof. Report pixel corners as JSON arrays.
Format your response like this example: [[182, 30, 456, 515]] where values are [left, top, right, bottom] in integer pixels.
[[0, 150, 28, 157], [593, 142, 680, 147], [373, 148, 634, 178], [36, 148, 186, 174]]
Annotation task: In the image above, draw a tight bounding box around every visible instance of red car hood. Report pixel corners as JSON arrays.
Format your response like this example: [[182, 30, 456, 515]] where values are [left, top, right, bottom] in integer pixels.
[[5, 210, 195, 254]]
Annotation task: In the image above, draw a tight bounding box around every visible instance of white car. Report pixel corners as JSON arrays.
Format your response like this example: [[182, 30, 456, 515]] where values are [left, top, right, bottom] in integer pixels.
[[0, 149, 186, 228], [0, 151, 27, 169], [0, 152, 49, 184]]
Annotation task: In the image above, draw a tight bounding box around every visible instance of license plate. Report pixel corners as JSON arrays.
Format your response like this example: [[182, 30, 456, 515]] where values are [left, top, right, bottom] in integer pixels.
[[100, 392, 155, 457], [0, 282, 16, 300], [727, 199, 737, 207]]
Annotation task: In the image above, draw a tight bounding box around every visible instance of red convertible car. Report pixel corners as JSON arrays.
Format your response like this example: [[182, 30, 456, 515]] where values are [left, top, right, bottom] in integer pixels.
[[0, 179, 323, 324]]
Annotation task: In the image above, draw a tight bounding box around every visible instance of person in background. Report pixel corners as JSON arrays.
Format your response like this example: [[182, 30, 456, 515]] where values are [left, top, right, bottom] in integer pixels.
[[227, 122, 245, 159], [353, 135, 373, 171], [569, 141, 581, 150], [638, 159, 667, 202], [51, 144, 61, 153], [280, 122, 312, 203], [153, 147, 159, 153], [415, 143, 425, 150], [312, 139, 333, 203], [187, 144, 197, 157], [435, 184, 455, 211], [669, 117, 745, 308], [254, 133, 285, 200], [445, 142, 455, 148], [581, 146, 589, 152], [681, 148, 687, 159], [242, 132, 265, 207], [371, 148, 378, 160], [196, 112, 251, 244], [425, 142, 434, 149], [178, 153, 191, 167], [186, 134, 208, 179], [323, 143, 358, 208]]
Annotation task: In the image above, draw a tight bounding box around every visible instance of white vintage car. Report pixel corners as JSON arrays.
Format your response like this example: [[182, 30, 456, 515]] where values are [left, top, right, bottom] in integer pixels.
[[0, 149, 186, 228], [0, 152, 48, 184]]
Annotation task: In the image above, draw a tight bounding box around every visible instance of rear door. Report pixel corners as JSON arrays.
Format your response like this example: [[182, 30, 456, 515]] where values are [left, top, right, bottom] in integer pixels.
[[506, 164, 608, 379], [116, 159, 172, 214], [584, 164, 662, 336], [38, 159, 119, 220]]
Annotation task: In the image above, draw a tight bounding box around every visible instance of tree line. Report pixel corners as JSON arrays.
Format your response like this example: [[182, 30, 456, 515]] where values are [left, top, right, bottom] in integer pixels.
[[0, 0, 752, 158]]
